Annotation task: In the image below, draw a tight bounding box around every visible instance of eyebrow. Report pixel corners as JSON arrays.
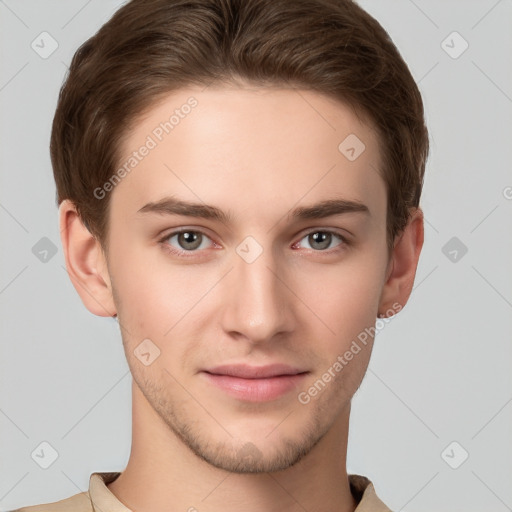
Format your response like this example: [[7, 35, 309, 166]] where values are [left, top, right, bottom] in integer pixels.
[[136, 196, 370, 223]]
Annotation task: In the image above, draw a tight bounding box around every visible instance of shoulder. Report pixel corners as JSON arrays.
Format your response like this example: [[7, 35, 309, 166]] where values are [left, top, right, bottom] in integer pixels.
[[9, 491, 92, 512]]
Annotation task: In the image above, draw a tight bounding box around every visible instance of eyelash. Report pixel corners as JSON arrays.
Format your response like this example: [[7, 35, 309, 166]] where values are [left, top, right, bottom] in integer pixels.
[[158, 228, 350, 258]]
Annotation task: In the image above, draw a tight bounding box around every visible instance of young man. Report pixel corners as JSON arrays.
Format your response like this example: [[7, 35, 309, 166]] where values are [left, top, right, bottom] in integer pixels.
[[14, 0, 428, 510]]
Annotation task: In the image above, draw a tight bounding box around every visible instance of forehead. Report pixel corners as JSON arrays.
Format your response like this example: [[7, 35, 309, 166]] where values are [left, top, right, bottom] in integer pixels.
[[110, 85, 385, 225]]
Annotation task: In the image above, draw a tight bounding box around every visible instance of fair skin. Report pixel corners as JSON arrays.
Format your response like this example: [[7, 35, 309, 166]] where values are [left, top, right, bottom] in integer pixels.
[[59, 84, 423, 512]]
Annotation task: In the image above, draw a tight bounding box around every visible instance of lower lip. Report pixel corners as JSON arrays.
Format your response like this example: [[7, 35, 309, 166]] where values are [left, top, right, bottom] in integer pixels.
[[202, 372, 308, 402]]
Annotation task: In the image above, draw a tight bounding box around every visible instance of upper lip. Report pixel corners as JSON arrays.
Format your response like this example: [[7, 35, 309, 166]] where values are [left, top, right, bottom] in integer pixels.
[[203, 364, 308, 379]]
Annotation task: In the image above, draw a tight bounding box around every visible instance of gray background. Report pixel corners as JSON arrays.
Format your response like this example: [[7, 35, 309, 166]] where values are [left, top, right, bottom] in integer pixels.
[[1, 1, 511, 511]]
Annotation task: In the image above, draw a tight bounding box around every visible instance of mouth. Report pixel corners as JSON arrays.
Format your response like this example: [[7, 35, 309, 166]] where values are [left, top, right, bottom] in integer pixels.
[[201, 364, 310, 402]]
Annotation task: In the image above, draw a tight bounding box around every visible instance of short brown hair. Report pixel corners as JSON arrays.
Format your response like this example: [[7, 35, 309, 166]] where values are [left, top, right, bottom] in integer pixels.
[[51, 0, 428, 255]]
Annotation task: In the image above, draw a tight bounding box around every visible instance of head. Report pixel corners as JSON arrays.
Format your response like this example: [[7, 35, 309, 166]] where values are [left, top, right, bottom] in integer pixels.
[[55, 0, 427, 473]]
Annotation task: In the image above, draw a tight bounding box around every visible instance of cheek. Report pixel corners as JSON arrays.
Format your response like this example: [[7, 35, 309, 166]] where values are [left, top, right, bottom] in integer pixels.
[[109, 249, 165, 340], [298, 255, 384, 332], [110, 244, 218, 361], [307, 267, 381, 396], [111, 241, 194, 311]]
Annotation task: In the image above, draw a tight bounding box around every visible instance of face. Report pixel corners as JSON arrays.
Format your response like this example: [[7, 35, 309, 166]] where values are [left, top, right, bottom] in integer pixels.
[[103, 84, 391, 473]]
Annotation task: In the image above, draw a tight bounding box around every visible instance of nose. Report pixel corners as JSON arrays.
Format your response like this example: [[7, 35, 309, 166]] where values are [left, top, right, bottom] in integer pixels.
[[219, 244, 295, 344]]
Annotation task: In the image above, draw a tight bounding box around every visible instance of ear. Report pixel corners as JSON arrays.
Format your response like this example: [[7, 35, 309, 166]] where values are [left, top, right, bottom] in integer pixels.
[[59, 199, 116, 317], [378, 207, 424, 317]]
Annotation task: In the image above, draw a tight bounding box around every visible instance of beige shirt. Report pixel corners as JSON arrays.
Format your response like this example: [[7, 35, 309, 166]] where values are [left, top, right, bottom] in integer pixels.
[[12, 472, 392, 512]]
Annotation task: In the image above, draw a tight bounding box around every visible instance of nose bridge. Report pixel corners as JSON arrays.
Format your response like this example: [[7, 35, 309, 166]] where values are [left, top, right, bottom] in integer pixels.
[[221, 239, 294, 341]]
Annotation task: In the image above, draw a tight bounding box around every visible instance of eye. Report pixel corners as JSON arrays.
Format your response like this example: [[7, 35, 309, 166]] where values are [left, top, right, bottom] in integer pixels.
[[294, 230, 348, 251], [158, 228, 349, 258], [159, 229, 215, 255]]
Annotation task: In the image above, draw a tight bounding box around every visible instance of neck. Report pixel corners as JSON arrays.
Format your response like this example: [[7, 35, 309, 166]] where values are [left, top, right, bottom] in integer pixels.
[[107, 380, 358, 512]]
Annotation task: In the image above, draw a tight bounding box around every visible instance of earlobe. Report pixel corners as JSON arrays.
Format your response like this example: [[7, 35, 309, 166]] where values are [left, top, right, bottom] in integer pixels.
[[377, 208, 424, 317], [59, 199, 116, 317]]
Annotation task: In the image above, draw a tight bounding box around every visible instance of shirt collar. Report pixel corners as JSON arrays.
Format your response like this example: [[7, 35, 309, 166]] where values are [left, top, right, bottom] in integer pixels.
[[88, 472, 130, 512], [348, 474, 393, 511], [88, 471, 392, 512]]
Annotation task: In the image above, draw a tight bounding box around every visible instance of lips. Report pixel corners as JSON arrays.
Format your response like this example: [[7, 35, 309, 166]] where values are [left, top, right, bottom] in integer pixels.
[[204, 363, 307, 379], [201, 364, 309, 402]]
